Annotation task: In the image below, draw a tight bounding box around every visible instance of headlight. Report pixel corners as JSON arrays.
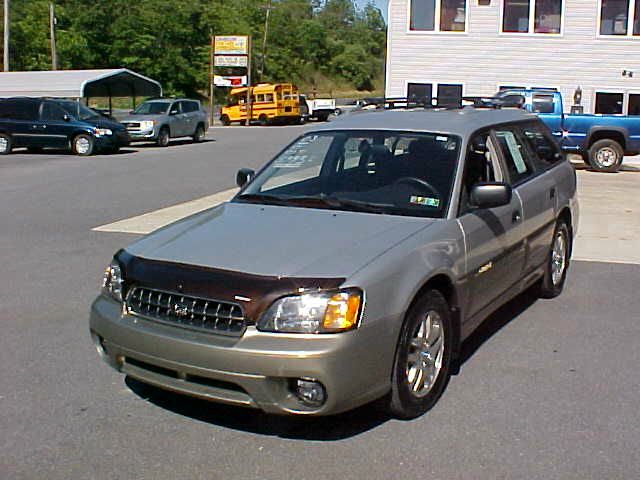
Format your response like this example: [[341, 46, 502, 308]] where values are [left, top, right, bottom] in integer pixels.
[[257, 289, 362, 334], [102, 260, 124, 302], [94, 128, 113, 137], [140, 120, 155, 131]]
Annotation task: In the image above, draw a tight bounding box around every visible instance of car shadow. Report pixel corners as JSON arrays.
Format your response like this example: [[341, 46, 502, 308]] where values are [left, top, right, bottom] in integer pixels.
[[124, 288, 540, 438], [11, 147, 139, 156], [125, 376, 391, 440], [134, 138, 215, 148]]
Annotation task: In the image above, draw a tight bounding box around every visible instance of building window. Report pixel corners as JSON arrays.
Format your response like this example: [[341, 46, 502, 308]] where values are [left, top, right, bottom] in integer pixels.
[[411, 0, 467, 31], [600, 0, 640, 35], [408, 83, 433, 103], [628, 94, 640, 115], [503, 0, 562, 34], [438, 84, 463, 106], [595, 92, 624, 114]]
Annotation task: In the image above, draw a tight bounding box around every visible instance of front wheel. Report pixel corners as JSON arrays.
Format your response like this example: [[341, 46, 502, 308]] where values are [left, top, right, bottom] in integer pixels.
[[389, 290, 453, 419], [220, 115, 231, 126], [538, 220, 572, 298], [258, 114, 269, 126], [0, 133, 13, 155], [72, 134, 94, 156], [156, 128, 170, 147], [588, 139, 623, 172]]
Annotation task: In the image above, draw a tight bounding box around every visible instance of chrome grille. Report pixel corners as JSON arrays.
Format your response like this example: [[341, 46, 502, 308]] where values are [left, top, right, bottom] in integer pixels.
[[126, 286, 246, 336]]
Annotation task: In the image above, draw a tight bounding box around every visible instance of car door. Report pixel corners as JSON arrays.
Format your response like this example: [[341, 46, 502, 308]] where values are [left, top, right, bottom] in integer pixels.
[[492, 124, 555, 281], [458, 131, 525, 320], [515, 121, 562, 275], [167, 101, 185, 137], [184, 101, 200, 134], [38, 101, 73, 149]]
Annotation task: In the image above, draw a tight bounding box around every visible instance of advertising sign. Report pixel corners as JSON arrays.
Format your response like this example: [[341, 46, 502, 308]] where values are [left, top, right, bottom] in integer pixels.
[[213, 36, 249, 55], [214, 55, 249, 68], [213, 75, 248, 87]]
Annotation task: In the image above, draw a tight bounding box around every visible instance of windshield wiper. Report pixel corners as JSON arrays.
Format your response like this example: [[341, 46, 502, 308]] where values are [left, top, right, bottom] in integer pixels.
[[281, 194, 390, 214], [235, 193, 290, 206]]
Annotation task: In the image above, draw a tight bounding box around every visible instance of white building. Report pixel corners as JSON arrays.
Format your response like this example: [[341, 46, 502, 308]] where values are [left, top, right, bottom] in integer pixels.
[[385, 0, 640, 114]]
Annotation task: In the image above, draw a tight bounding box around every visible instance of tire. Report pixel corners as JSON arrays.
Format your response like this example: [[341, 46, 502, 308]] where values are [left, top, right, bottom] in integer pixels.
[[588, 139, 624, 172], [389, 290, 454, 419], [538, 220, 572, 299], [0, 133, 12, 155], [239, 120, 246, 126], [258, 114, 269, 126], [220, 115, 231, 126], [156, 127, 170, 147], [72, 134, 94, 156], [317, 113, 330, 122], [192, 124, 205, 143]]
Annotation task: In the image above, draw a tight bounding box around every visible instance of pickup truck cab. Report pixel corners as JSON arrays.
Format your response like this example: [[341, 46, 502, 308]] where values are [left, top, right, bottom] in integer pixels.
[[499, 89, 640, 172]]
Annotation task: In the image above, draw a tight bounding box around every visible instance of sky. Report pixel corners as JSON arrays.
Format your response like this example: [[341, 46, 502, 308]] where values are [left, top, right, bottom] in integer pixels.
[[356, 0, 388, 19]]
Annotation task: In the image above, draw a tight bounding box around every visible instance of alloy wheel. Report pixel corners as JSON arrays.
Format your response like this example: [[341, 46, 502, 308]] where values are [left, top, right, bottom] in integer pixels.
[[406, 310, 444, 397]]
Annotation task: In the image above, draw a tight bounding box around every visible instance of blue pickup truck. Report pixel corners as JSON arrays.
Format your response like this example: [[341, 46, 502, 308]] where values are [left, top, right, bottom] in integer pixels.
[[498, 89, 640, 172]]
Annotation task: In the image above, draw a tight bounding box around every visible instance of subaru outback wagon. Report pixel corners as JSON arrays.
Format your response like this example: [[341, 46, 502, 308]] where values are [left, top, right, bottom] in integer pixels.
[[91, 107, 578, 418]]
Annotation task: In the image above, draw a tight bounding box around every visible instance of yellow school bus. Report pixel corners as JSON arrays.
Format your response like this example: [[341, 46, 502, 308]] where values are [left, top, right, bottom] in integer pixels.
[[220, 83, 301, 126]]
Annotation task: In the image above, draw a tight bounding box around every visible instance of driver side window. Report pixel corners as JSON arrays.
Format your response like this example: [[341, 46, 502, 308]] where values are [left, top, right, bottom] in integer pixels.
[[459, 133, 504, 215]]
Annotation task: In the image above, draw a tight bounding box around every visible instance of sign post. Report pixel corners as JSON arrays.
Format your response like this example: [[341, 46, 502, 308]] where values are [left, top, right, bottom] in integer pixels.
[[212, 35, 251, 126]]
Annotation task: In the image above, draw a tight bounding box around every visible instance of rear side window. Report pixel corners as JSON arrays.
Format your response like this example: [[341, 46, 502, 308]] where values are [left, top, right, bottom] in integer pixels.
[[41, 102, 68, 121], [532, 94, 555, 114], [519, 122, 562, 169], [182, 101, 199, 113], [0, 99, 39, 121], [493, 127, 535, 184]]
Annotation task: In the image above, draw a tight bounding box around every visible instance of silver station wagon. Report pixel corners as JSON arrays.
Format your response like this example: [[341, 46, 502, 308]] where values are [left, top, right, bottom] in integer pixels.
[[91, 106, 578, 418]]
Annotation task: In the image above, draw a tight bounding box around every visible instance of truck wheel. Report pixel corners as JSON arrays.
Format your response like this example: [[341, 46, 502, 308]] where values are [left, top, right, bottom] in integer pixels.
[[156, 127, 170, 147], [317, 113, 330, 122], [220, 115, 231, 126], [0, 133, 13, 154], [389, 290, 453, 419], [588, 139, 623, 172], [72, 134, 94, 156], [538, 220, 572, 298], [192, 124, 205, 143], [258, 114, 269, 126]]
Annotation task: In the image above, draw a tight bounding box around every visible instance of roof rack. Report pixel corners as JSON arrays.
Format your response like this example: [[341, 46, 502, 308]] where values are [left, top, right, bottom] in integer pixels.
[[354, 97, 462, 111], [461, 95, 525, 109]]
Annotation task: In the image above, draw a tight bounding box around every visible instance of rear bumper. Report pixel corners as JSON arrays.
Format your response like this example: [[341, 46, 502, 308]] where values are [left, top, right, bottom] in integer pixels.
[[90, 295, 393, 415]]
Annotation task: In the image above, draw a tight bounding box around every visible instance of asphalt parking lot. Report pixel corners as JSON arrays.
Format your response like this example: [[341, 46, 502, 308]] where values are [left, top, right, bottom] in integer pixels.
[[1, 126, 639, 479]]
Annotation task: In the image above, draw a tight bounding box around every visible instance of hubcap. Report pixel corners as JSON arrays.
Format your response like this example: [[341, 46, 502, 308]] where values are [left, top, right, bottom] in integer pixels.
[[551, 231, 567, 286], [0, 137, 8, 151], [76, 137, 90, 154], [406, 310, 444, 397], [595, 147, 618, 168]]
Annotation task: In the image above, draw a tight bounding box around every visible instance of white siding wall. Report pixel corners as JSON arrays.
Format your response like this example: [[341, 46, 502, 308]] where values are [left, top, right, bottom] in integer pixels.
[[386, 0, 640, 113]]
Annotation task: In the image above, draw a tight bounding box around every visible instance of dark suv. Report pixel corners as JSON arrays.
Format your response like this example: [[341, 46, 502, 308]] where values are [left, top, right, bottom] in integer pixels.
[[0, 97, 129, 155]]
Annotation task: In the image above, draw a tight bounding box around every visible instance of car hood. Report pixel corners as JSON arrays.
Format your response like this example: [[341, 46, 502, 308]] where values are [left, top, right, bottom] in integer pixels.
[[125, 202, 434, 278], [86, 117, 126, 131], [120, 114, 166, 123]]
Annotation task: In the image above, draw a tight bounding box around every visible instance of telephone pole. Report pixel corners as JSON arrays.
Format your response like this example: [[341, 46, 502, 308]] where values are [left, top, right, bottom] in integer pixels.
[[49, 2, 57, 69], [3, 0, 9, 71], [259, 0, 273, 80]]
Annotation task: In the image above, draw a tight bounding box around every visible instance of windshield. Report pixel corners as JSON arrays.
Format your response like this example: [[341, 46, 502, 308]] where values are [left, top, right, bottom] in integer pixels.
[[133, 102, 171, 115], [235, 130, 461, 218], [57, 101, 100, 121]]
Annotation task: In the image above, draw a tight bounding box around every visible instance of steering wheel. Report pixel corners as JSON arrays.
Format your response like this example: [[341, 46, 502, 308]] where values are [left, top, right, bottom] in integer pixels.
[[393, 177, 441, 200]]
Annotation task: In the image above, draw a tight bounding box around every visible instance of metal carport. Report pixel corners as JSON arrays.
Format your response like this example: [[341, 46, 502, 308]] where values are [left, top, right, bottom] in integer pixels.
[[0, 68, 162, 113]]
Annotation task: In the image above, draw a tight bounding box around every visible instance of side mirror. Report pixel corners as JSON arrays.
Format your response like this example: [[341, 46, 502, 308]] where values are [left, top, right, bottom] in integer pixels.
[[170, 109, 179, 116], [470, 183, 512, 209], [129, 110, 135, 114], [63, 114, 71, 122], [236, 168, 255, 188]]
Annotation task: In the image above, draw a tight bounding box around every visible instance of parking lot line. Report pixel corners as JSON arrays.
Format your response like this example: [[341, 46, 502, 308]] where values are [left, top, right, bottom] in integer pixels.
[[92, 187, 238, 234]]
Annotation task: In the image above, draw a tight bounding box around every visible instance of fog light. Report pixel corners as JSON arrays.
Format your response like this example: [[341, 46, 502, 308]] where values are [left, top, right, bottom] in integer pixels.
[[91, 331, 107, 358], [295, 378, 326, 407]]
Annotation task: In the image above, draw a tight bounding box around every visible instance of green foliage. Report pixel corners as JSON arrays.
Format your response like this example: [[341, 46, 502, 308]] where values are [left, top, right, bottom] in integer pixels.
[[0, 0, 386, 96]]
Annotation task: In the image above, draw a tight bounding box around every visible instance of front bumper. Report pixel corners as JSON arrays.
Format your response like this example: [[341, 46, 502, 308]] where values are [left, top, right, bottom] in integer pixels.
[[95, 131, 130, 149], [90, 295, 393, 415]]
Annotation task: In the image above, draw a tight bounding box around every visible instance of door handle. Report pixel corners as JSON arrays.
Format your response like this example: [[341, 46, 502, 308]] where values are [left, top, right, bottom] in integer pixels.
[[550, 187, 556, 199], [512, 211, 522, 223]]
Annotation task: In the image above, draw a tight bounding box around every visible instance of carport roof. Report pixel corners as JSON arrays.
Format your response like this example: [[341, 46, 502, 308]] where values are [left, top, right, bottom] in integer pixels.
[[0, 69, 162, 99]]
